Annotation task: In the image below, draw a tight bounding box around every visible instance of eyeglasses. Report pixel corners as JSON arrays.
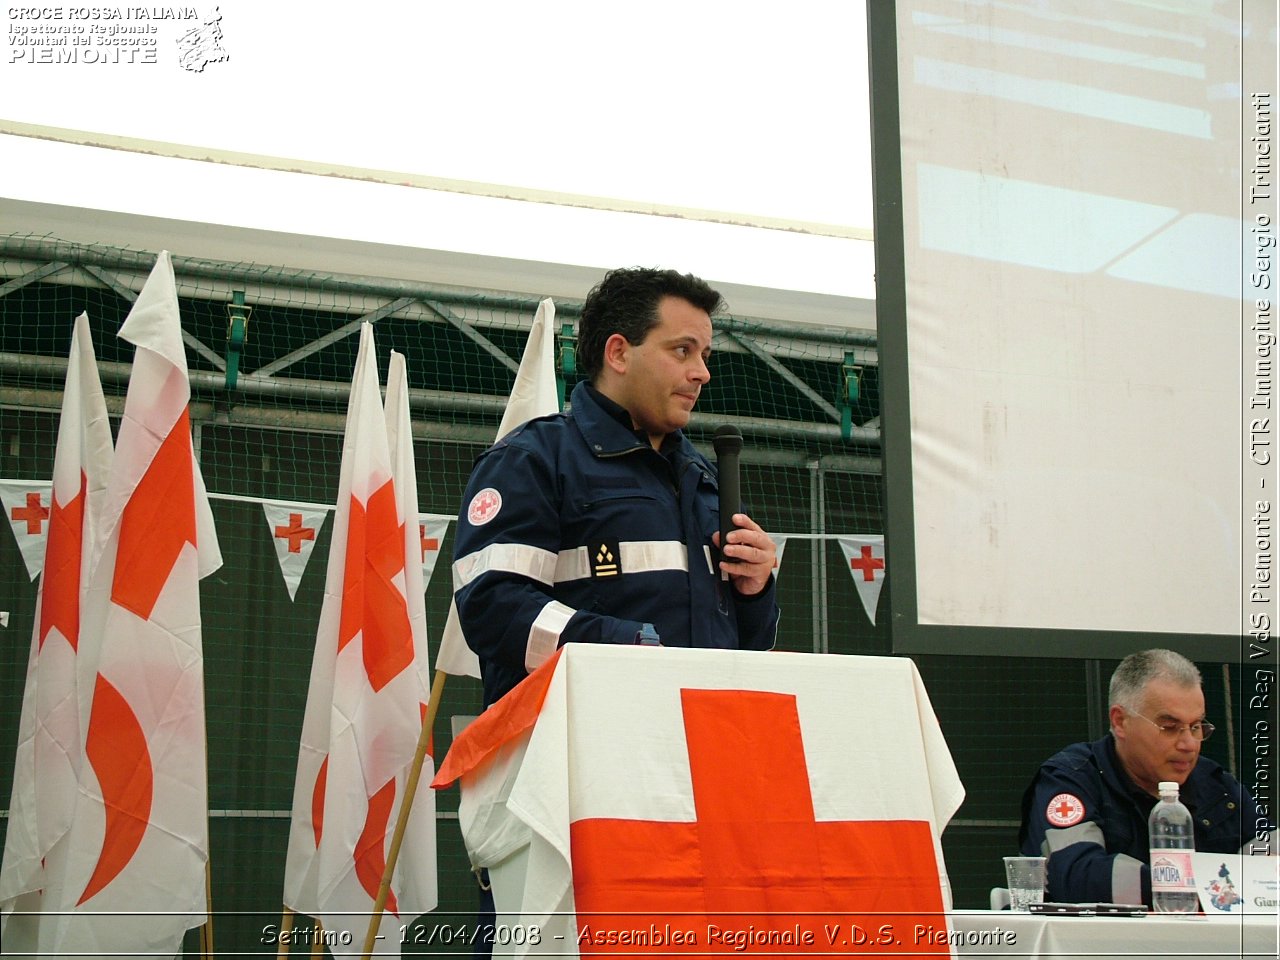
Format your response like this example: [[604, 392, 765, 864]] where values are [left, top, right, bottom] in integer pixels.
[[1129, 711, 1215, 742]]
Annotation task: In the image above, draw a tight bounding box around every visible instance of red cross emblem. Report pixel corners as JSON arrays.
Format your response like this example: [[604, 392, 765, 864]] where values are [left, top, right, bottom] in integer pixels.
[[338, 480, 414, 693], [570, 689, 948, 954], [111, 410, 197, 622], [79, 673, 152, 906], [39, 478, 86, 651], [419, 522, 439, 561], [1046, 792, 1085, 827], [467, 487, 502, 526], [275, 512, 316, 554], [11, 491, 50, 534], [849, 544, 884, 582]]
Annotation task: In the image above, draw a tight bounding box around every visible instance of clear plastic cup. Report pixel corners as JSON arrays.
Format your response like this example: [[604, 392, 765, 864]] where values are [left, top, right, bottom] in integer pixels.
[[1003, 856, 1047, 911]]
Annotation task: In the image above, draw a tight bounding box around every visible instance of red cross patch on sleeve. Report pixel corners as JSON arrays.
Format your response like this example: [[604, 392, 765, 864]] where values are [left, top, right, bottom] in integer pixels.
[[1046, 792, 1086, 827], [467, 487, 502, 526]]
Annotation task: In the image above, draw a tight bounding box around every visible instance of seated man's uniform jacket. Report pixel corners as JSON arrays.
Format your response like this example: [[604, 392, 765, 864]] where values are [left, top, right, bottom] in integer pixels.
[[454, 381, 779, 708], [1019, 734, 1271, 905]]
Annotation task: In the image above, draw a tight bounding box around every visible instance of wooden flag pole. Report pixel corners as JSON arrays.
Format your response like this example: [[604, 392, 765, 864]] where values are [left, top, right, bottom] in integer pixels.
[[359, 669, 449, 960], [311, 919, 326, 958], [276, 907, 297, 959]]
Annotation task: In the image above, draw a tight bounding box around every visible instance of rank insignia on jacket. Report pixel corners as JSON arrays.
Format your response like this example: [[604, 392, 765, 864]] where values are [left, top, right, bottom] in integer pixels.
[[591, 540, 621, 578]]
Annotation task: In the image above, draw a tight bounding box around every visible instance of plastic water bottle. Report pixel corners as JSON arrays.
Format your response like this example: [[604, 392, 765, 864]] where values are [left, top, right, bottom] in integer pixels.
[[1148, 781, 1198, 913]]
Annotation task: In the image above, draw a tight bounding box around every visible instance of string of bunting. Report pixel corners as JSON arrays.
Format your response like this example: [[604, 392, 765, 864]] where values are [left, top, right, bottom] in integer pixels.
[[0, 484, 884, 623]]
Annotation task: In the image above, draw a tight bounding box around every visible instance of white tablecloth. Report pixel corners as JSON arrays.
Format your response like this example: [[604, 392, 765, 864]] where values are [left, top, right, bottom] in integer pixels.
[[949, 910, 1278, 959], [436, 645, 967, 957]]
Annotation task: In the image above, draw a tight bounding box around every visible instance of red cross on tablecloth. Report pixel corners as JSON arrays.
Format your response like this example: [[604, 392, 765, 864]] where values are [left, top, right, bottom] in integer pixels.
[[11, 491, 49, 534], [275, 512, 316, 554], [849, 544, 885, 582], [569, 689, 948, 955]]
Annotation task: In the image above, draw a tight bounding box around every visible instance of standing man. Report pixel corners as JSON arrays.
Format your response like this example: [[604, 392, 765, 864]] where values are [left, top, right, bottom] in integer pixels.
[[1019, 649, 1274, 905], [452, 266, 780, 709]]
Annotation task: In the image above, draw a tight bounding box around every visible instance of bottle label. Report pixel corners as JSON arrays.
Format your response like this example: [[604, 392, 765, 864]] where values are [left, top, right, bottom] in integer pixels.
[[1149, 850, 1197, 893]]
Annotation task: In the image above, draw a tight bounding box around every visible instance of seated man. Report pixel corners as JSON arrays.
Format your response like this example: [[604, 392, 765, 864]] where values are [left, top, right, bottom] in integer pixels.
[[1019, 649, 1274, 905]]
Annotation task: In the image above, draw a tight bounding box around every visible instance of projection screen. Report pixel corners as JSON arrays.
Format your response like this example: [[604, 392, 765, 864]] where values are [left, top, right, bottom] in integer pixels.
[[869, 0, 1278, 660]]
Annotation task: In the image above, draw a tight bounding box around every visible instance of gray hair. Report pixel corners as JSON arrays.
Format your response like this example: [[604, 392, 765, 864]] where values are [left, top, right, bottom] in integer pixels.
[[1108, 649, 1202, 712]]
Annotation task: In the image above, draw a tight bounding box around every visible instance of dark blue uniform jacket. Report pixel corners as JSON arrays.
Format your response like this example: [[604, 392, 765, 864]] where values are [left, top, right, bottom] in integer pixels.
[[453, 382, 779, 707], [1019, 735, 1271, 905]]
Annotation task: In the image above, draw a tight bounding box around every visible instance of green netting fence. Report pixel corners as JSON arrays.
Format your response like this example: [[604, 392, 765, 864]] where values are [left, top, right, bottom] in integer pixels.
[[0, 236, 1253, 955]]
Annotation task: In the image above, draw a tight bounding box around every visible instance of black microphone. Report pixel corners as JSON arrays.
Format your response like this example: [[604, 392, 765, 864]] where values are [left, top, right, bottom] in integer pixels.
[[712, 424, 743, 556]]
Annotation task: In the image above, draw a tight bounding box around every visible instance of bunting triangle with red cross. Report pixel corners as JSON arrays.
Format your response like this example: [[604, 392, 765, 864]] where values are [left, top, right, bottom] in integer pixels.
[[773, 534, 789, 574], [262, 502, 329, 601], [837, 535, 886, 625], [0, 481, 53, 581], [417, 516, 449, 587]]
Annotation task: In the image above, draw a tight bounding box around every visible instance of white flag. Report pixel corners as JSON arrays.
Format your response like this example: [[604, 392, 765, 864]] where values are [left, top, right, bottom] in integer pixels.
[[42, 253, 222, 958], [436, 298, 559, 678], [0, 480, 53, 581], [263, 502, 329, 601], [0, 314, 112, 952], [773, 534, 789, 574], [381, 349, 438, 915], [838, 535, 886, 625], [284, 326, 434, 955]]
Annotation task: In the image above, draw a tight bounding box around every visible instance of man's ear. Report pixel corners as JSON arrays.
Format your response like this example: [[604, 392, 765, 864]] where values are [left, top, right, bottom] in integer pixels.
[[602, 333, 630, 375], [1108, 704, 1127, 739]]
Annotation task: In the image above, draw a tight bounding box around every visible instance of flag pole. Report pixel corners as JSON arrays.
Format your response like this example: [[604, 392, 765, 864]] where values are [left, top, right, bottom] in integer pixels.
[[276, 908, 296, 959], [200, 691, 216, 960], [199, 858, 215, 958], [359, 669, 448, 960]]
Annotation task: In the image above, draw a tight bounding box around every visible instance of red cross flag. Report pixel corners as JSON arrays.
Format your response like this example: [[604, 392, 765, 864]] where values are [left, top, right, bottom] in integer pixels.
[[34, 254, 222, 957], [838, 535, 887, 625], [378, 349, 437, 913], [0, 314, 113, 951], [0, 481, 53, 581], [283, 326, 434, 954], [436, 298, 559, 679], [435, 645, 964, 957], [263, 501, 329, 601]]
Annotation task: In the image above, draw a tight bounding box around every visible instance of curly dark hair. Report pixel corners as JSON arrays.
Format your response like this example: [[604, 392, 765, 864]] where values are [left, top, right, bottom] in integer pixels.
[[577, 267, 723, 381]]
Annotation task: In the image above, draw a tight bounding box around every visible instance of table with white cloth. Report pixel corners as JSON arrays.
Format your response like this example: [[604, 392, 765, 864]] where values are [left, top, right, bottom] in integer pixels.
[[433, 644, 967, 957], [948, 910, 1278, 959]]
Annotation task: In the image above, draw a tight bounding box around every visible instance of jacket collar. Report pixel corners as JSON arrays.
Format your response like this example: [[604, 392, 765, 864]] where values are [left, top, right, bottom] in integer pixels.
[[1092, 734, 1217, 808], [569, 381, 693, 458]]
